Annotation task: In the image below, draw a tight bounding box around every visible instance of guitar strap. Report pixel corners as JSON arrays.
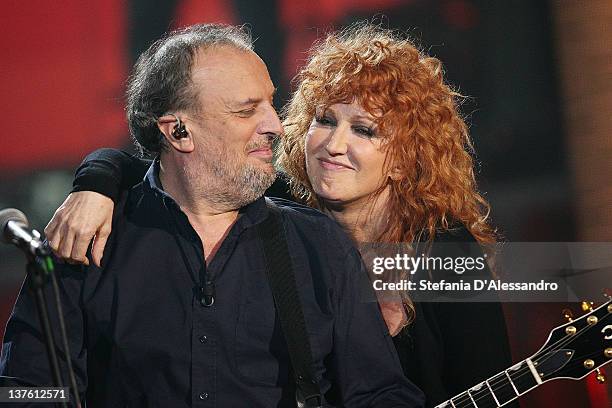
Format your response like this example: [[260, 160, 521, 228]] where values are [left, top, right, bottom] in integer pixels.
[[257, 198, 322, 408]]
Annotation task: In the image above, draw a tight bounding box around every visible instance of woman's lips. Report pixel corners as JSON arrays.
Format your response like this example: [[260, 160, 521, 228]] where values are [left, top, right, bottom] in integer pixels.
[[318, 158, 353, 170]]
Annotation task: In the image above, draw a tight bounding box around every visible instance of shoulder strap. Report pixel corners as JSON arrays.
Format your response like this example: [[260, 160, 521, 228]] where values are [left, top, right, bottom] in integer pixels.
[[257, 199, 322, 408]]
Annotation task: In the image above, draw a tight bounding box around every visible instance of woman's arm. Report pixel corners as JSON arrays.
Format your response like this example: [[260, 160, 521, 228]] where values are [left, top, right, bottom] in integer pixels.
[[45, 148, 150, 266], [72, 148, 151, 201]]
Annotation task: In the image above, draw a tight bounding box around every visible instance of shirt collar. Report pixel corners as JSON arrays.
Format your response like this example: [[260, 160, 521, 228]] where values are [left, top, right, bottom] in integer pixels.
[[142, 159, 270, 228], [143, 159, 175, 205]]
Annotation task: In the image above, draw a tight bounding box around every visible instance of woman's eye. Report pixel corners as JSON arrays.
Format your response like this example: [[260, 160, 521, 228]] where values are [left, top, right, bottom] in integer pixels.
[[315, 116, 336, 126], [353, 126, 375, 138]]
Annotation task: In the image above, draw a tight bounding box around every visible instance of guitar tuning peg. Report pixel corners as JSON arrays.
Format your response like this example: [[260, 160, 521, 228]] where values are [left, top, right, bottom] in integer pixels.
[[562, 308, 574, 322], [581, 301, 594, 312], [595, 368, 606, 384]]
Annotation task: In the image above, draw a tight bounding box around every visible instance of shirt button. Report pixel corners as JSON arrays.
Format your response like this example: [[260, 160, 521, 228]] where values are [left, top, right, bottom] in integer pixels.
[[199, 392, 209, 400], [199, 335, 208, 344]]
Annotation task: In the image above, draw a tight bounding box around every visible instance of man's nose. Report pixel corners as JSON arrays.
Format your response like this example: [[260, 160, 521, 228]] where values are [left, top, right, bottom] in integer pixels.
[[325, 123, 350, 155], [258, 104, 283, 139]]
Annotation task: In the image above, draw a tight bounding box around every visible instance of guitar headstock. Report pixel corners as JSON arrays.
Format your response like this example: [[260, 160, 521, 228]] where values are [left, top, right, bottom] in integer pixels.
[[531, 298, 611, 382]]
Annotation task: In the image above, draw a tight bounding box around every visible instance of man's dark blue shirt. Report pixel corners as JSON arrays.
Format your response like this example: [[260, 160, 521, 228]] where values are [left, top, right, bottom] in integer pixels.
[[1, 161, 424, 407]]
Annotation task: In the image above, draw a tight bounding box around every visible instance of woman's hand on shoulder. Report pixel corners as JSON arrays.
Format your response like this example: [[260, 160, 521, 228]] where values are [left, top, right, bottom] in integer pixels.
[[44, 191, 114, 267]]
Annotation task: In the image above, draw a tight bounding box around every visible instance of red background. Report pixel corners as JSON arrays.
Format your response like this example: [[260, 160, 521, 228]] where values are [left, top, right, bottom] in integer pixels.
[[0, 1, 608, 407]]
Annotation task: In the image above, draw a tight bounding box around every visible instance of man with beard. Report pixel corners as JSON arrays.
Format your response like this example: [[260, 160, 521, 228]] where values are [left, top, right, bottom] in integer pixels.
[[0, 24, 423, 407]]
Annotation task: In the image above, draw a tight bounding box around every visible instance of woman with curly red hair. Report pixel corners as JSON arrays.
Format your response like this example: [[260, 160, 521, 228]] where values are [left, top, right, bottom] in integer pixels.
[[45, 23, 514, 407], [280, 24, 495, 246], [277, 25, 513, 407]]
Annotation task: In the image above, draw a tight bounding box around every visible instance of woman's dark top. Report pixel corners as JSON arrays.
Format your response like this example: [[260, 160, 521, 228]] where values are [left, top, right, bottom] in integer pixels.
[[72, 148, 518, 408], [393, 227, 518, 408]]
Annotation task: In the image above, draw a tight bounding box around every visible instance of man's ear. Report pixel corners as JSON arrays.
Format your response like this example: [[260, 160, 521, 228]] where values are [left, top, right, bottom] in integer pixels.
[[157, 114, 195, 153]]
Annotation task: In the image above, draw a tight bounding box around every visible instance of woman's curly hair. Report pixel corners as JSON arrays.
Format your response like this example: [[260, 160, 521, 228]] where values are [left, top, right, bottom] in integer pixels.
[[277, 23, 495, 245]]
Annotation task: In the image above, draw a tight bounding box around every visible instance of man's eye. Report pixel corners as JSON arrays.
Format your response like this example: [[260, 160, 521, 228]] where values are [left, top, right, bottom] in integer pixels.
[[236, 108, 256, 117], [353, 126, 376, 138], [315, 116, 335, 126]]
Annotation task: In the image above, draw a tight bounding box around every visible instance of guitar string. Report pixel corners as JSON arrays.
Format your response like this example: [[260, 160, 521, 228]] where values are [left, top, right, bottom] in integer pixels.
[[449, 350, 608, 408], [479, 311, 609, 406], [473, 309, 609, 407], [532, 304, 610, 358], [469, 350, 609, 408], [450, 304, 610, 408], [440, 303, 610, 407]]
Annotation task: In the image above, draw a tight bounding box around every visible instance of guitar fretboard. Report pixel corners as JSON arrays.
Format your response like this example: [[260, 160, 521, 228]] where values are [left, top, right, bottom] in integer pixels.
[[436, 358, 541, 408]]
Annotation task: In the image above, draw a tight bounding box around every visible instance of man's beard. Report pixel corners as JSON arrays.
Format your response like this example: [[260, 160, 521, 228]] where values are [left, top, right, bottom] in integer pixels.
[[185, 141, 276, 209]]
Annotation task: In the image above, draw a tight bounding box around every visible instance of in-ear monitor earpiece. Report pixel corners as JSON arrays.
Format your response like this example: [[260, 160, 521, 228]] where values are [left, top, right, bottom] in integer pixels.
[[169, 114, 188, 139]]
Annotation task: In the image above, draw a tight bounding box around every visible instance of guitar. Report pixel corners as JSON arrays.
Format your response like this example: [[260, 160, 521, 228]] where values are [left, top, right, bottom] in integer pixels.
[[435, 299, 612, 408]]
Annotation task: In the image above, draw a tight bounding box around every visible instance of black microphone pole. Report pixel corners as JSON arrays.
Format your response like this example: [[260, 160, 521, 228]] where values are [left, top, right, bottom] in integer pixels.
[[28, 255, 65, 389], [0, 208, 70, 408]]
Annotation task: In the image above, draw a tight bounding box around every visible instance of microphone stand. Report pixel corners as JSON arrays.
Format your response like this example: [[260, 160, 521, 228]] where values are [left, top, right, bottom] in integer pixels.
[[24, 244, 69, 408], [19, 236, 75, 408], [2, 210, 80, 407], [27, 256, 63, 381]]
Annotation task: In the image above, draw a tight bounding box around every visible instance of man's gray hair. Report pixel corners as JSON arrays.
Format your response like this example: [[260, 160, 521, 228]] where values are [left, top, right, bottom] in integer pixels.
[[126, 23, 253, 155]]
